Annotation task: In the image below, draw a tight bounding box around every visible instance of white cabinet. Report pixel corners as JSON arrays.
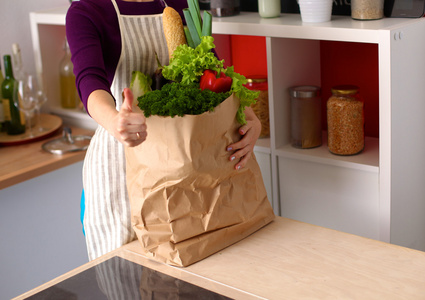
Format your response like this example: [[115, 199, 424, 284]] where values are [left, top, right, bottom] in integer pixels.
[[214, 14, 425, 251], [30, 8, 425, 251]]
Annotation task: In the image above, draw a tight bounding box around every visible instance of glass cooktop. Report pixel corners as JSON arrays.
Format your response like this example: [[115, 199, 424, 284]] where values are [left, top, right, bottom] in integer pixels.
[[26, 256, 231, 299]]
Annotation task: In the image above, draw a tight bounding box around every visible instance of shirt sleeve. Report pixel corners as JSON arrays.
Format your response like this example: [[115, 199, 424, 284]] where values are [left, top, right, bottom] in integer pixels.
[[66, 2, 116, 116]]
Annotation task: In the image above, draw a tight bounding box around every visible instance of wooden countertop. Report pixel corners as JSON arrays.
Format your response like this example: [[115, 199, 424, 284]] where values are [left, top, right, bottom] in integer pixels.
[[0, 126, 93, 190], [14, 217, 425, 299]]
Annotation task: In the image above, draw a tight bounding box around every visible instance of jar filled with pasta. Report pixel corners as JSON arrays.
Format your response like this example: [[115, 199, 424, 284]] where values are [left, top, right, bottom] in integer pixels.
[[327, 85, 364, 155], [245, 76, 269, 138]]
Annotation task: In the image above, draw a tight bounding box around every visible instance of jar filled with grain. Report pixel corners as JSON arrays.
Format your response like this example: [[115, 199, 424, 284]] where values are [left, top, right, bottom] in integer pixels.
[[245, 76, 269, 138], [327, 85, 364, 155], [351, 0, 384, 20], [289, 85, 322, 149]]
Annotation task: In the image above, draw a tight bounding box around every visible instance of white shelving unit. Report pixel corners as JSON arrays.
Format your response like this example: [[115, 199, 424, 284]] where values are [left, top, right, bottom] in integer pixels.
[[30, 6, 97, 130], [30, 8, 425, 251]]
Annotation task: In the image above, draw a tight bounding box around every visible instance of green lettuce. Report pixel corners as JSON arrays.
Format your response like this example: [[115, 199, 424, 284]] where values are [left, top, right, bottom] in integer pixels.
[[145, 36, 259, 125], [162, 36, 222, 85], [130, 71, 152, 99]]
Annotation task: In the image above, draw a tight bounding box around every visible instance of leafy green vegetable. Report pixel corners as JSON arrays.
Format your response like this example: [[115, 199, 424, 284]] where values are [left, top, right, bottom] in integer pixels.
[[143, 36, 259, 124], [224, 66, 260, 124], [201, 10, 212, 37], [130, 71, 152, 99], [138, 82, 230, 117], [183, 9, 201, 48], [183, 0, 212, 49], [162, 36, 222, 85]]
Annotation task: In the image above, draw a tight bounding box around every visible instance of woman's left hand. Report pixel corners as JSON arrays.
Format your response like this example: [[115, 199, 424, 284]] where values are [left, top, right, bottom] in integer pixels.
[[227, 107, 261, 170]]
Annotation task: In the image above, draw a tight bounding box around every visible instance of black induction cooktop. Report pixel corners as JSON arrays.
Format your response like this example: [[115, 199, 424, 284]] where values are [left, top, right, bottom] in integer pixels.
[[26, 256, 231, 299]]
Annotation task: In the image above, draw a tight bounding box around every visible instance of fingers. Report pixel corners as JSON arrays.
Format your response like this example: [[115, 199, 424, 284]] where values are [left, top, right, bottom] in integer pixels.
[[116, 88, 147, 147], [227, 117, 261, 170], [227, 130, 255, 171], [121, 88, 135, 112]]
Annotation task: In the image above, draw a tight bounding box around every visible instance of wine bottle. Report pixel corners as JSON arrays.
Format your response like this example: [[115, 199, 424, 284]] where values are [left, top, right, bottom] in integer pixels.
[[1, 55, 25, 135], [0, 63, 5, 131]]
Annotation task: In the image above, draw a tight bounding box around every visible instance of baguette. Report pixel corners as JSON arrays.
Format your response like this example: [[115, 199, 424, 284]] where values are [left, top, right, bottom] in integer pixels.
[[163, 6, 187, 59]]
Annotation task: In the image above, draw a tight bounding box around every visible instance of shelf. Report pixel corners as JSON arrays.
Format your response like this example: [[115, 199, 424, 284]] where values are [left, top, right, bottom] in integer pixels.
[[212, 12, 423, 43], [29, 6, 68, 25], [254, 137, 271, 154], [276, 132, 379, 173], [50, 106, 97, 131], [31, 7, 425, 43]]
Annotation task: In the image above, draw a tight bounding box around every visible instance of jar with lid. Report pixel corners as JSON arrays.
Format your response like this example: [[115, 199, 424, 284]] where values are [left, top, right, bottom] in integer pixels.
[[327, 85, 364, 155], [351, 0, 384, 20], [289, 85, 322, 149], [245, 76, 269, 138], [210, 0, 240, 17]]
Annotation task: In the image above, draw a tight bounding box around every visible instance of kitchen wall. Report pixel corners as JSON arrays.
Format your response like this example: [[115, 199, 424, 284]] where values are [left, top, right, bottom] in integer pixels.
[[0, 2, 88, 299], [0, 0, 65, 76]]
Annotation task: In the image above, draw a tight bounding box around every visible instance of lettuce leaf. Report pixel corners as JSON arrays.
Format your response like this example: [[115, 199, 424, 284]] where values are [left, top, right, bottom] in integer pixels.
[[154, 36, 259, 125], [162, 36, 223, 85], [130, 71, 152, 99], [224, 66, 260, 125]]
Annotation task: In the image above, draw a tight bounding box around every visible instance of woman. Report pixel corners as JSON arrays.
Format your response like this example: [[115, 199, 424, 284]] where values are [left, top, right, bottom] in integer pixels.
[[66, 0, 261, 261]]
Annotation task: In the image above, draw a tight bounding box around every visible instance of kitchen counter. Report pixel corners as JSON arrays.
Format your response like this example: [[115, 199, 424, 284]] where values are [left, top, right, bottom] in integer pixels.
[[0, 126, 93, 190], [14, 217, 425, 299]]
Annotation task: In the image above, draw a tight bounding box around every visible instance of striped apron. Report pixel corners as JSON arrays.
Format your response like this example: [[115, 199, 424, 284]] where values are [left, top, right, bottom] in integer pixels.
[[83, 0, 169, 261]]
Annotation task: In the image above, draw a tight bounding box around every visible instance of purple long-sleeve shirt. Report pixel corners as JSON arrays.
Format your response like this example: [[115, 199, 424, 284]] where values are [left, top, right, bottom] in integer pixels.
[[66, 0, 187, 114]]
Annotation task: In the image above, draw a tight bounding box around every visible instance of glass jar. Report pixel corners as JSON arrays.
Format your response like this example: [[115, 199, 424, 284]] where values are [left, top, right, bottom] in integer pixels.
[[289, 85, 322, 149], [351, 0, 384, 20], [210, 0, 240, 17], [245, 76, 269, 138], [327, 85, 364, 155], [258, 0, 281, 18], [199, 0, 211, 10]]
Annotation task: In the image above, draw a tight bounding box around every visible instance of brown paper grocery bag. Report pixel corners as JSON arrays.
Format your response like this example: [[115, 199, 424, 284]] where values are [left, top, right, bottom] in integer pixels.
[[125, 94, 275, 267]]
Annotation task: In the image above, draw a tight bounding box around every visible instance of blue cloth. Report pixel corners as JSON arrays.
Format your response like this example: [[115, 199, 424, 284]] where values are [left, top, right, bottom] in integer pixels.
[[81, 189, 85, 236]]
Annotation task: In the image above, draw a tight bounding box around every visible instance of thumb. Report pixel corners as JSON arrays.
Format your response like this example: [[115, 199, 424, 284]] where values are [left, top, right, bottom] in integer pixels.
[[121, 88, 135, 112]]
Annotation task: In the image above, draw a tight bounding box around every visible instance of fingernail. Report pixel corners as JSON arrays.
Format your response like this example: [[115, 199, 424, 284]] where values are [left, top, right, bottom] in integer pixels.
[[230, 156, 235, 161], [236, 165, 241, 170], [227, 146, 232, 151]]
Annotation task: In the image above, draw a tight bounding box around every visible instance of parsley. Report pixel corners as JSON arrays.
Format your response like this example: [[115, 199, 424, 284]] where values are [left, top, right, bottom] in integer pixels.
[[138, 82, 231, 118]]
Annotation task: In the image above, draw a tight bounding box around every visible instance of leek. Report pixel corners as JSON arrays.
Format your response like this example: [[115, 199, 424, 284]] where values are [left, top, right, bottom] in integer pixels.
[[183, 0, 212, 49]]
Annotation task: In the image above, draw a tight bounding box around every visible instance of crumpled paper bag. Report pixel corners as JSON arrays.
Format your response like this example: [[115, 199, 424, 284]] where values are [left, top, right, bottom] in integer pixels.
[[125, 94, 275, 267]]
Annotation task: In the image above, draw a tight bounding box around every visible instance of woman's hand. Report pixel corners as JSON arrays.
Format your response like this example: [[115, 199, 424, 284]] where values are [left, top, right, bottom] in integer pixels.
[[227, 107, 261, 170], [88, 88, 147, 147], [112, 88, 147, 147]]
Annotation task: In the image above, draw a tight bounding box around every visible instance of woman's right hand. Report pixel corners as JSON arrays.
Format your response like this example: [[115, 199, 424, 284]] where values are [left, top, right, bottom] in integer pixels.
[[88, 88, 147, 147], [112, 88, 147, 147]]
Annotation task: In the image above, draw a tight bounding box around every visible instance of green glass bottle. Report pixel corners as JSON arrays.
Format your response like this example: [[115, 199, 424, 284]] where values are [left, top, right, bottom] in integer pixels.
[[1, 55, 25, 135], [0, 62, 5, 131]]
